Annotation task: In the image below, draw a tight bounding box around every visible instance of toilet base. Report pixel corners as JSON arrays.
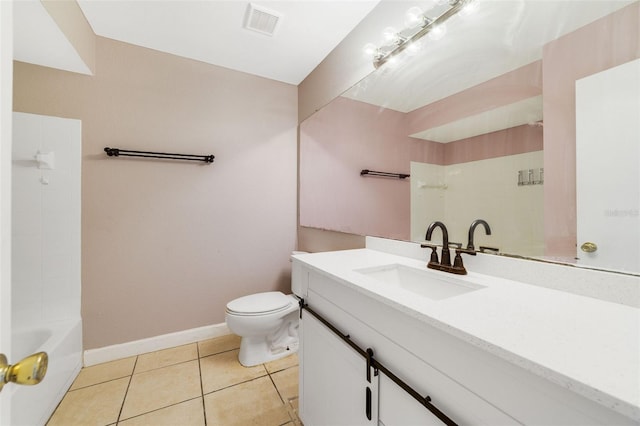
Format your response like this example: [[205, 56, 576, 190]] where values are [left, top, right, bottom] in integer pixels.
[[238, 334, 299, 367]]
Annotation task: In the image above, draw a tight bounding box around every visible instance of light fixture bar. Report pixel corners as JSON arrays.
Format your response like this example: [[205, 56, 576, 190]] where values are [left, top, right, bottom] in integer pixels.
[[373, 0, 473, 69]]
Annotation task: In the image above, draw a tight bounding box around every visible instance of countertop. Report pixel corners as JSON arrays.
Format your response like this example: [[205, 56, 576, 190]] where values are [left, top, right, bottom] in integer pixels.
[[293, 248, 640, 421]]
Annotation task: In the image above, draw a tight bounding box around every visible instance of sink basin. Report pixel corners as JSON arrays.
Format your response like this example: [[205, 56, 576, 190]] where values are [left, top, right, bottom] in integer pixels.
[[355, 263, 485, 300]]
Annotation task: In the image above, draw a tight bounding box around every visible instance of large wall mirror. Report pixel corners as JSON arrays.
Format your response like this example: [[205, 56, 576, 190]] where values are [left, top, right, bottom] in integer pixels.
[[300, 0, 639, 275]]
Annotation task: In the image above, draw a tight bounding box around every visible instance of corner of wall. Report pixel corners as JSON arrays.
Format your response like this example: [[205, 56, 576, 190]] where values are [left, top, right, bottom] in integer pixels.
[[41, 0, 96, 75]]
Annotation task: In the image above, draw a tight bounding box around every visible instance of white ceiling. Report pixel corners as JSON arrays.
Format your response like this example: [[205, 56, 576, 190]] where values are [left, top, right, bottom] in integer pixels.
[[75, 0, 380, 85], [13, 1, 379, 84]]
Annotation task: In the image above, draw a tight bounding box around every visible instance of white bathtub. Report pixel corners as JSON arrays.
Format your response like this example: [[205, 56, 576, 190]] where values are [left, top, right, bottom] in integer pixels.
[[9, 319, 82, 426]]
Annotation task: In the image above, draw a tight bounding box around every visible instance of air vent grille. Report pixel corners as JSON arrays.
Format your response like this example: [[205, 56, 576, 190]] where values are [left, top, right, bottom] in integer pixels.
[[244, 3, 281, 36]]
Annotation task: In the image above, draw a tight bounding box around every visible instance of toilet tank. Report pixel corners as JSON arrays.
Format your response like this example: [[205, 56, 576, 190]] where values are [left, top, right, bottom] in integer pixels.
[[291, 252, 307, 297]]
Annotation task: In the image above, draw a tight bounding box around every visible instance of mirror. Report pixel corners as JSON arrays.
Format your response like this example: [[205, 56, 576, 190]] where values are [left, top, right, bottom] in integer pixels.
[[300, 0, 639, 275]]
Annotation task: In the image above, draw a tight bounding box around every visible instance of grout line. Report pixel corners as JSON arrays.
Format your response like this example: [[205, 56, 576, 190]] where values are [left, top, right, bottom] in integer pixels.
[[196, 341, 208, 426], [66, 374, 132, 392], [116, 355, 138, 423], [198, 346, 241, 360], [267, 371, 286, 405], [201, 373, 270, 397], [115, 396, 204, 424], [132, 356, 200, 376]]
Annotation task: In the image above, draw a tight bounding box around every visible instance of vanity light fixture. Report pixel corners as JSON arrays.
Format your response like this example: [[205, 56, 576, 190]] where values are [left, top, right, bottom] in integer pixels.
[[368, 0, 475, 69]]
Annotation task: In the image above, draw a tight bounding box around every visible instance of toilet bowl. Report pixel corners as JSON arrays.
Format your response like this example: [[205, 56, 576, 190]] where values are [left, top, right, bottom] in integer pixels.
[[225, 291, 299, 367]]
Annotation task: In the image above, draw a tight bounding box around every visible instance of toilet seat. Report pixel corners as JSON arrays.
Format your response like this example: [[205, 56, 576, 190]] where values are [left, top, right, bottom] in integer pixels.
[[226, 291, 294, 316]]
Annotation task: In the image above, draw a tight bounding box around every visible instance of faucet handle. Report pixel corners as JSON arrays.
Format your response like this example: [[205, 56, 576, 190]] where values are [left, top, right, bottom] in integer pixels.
[[450, 250, 468, 275], [421, 244, 440, 265]]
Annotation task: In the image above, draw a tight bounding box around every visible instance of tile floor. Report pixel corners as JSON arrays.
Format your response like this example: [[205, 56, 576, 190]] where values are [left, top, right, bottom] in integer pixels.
[[46, 334, 300, 426]]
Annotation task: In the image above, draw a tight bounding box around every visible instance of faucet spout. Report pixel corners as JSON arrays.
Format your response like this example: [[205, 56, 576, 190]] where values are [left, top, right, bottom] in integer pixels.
[[467, 219, 491, 251], [425, 221, 451, 267]]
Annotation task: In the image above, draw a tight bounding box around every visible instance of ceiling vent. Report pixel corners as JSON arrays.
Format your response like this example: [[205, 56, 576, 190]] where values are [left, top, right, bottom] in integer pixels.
[[244, 3, 282, 37]]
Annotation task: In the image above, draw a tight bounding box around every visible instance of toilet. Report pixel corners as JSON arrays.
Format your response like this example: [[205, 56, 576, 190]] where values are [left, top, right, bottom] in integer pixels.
[[225, 291, 299, 367]]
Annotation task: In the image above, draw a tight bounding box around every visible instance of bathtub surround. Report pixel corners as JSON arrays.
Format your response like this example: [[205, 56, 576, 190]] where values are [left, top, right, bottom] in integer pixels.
[[11, 112, 83, 426], [13, 36, 298, 350], [411, 151, 544, 256]]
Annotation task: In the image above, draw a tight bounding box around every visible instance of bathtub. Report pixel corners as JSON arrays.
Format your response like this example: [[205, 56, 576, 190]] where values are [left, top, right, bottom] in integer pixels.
[[9, 318, 82, 426]]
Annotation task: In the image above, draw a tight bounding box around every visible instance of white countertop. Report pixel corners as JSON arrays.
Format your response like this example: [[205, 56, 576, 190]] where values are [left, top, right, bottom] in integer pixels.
[[293, 248, 640, 421]]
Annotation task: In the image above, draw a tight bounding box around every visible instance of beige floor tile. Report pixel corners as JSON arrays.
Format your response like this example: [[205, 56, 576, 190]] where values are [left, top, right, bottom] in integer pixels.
[[46, 377, 129, 426], [204, 376, 291, 426], [134, 343, 198, 373], [70, 357, 136, 390], [120, 360, 201, 420], [265, 352, 298, 374], [271, 365, 299, 402], [118, 398, 205, 426], [200, 349, 267, 394], [198, 334, 241, 357]]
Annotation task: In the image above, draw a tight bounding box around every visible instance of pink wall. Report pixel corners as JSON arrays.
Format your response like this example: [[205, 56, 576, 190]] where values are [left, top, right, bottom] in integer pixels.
[[14, 37, 298, 349], [300, 97, 443, 240], [543, 2, 640, 256]]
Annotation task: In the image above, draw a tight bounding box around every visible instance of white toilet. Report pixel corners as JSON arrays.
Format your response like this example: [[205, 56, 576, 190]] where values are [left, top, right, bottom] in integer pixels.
[[225, 291, 299, 367]]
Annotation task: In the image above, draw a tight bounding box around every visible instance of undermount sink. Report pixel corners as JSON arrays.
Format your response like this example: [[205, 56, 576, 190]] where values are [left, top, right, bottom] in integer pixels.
[[355, 263, 485, 300]]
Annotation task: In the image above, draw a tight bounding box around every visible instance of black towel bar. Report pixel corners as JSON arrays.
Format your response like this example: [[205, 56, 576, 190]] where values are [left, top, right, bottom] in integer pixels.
[[361, 169, 410, 179], [104, 147, 214, 163]]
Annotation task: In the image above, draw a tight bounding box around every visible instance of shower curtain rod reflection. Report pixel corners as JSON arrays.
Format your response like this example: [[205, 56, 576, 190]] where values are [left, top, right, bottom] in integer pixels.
[[360, 169, 410, 179], [104, 147, 215, 163]]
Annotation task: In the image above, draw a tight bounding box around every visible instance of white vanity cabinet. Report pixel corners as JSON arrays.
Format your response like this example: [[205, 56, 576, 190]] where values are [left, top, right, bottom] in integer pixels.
[[294, 257, 638, 426], [299, 268, 517, 426]]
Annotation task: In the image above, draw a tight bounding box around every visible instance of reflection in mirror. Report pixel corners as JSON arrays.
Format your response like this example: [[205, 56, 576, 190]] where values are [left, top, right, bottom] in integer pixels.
[[299, 0, 639, 274]]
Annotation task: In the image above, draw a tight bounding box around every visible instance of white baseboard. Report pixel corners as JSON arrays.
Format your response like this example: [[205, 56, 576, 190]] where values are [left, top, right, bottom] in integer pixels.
[[83, 322, 230, 367]]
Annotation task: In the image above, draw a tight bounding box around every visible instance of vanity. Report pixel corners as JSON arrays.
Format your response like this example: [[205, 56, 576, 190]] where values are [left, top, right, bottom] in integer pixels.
[[292, 238, 640, 426]]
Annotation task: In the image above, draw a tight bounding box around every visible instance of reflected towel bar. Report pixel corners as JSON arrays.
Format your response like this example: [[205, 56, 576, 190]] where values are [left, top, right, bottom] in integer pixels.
[[104, 147, 214, 163], [361, 169, 410, 179]]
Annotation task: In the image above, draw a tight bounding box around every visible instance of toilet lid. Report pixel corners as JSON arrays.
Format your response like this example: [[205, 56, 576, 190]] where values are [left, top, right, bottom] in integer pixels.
[[226, 291, 292, 315]]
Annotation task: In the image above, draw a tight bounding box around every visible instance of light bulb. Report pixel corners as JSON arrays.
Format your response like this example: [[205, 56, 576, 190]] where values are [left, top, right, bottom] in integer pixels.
[[404, 6, 425, 28], [428, 24, 447, 40], [382, 26, 399, 44], [363, 43, 378, 58]]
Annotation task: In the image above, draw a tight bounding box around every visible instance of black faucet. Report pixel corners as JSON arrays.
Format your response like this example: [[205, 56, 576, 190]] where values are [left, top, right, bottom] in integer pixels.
[[467, 219, 491, 251], [425, 221, 451, 267], [421, 221, 475, 275]]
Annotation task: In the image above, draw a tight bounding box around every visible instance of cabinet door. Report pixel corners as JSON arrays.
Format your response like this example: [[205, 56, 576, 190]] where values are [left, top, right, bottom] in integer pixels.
[[379, 375, 449, 426], [300, 311, 378, 426]]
